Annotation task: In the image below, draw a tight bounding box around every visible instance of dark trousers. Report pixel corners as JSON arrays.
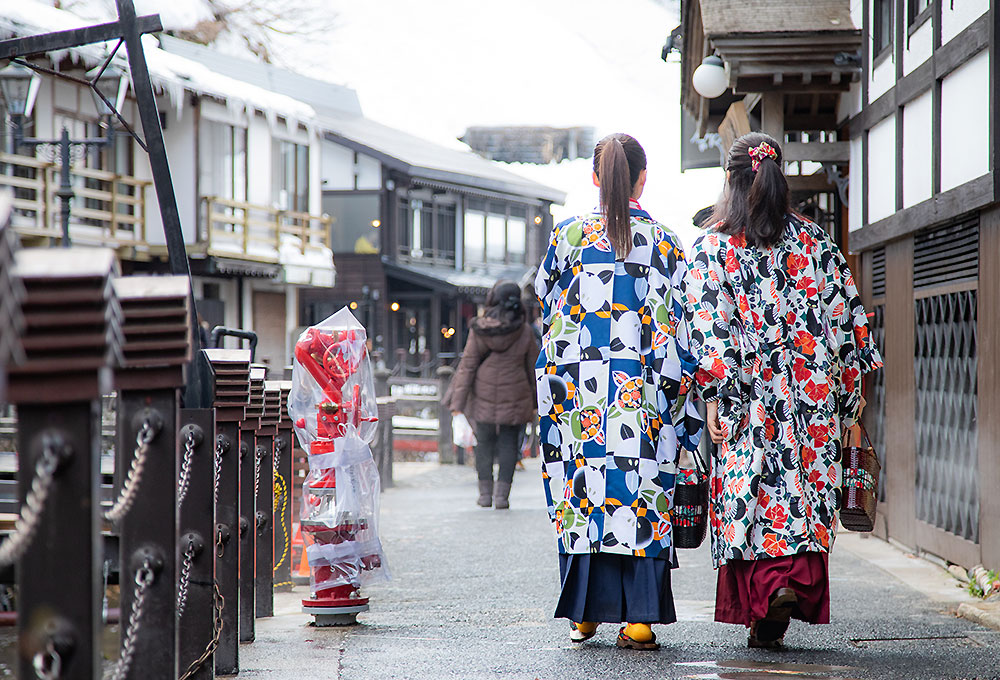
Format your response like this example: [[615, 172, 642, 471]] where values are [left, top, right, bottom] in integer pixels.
[[474, 422, 520, 484]]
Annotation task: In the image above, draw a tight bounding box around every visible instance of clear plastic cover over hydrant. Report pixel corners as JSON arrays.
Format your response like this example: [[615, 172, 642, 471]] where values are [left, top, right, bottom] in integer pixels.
[[289, 307, 389, 595]]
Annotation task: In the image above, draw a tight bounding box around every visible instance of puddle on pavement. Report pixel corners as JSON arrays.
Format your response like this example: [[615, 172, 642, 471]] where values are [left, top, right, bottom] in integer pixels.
[[676, 659, 859, 679], [681, 674, 862, 680]]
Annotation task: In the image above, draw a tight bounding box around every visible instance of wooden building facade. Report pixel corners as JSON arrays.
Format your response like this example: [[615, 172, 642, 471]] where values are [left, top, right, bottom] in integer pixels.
[[680, 0, 999, 571], [301, 116, 564, 373], [848, 0, 999, 571]]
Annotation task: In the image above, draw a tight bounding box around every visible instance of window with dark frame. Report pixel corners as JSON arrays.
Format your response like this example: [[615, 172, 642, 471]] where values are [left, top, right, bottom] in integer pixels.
[[908, 0, 931, 25], [873, 0, 893, 57], [396, 194, 458, 263], [271, 139, 309, 213]]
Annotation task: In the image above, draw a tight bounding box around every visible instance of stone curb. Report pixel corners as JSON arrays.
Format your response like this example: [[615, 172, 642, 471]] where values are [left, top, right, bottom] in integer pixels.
[[957, 601, 1000, 632]]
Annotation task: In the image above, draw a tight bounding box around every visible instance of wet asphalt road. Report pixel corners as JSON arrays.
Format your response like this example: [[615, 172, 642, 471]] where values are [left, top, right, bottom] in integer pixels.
[[242, 459, 1000, 680]]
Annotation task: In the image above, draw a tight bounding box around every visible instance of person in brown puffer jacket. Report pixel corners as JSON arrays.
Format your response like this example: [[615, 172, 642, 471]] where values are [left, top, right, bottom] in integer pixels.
[[445, 280, 539, 509]]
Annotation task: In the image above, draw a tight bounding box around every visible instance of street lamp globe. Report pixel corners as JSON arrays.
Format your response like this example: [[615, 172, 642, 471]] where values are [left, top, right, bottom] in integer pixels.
[[692, 55, 728, 99], [0, 63, 36, 116]]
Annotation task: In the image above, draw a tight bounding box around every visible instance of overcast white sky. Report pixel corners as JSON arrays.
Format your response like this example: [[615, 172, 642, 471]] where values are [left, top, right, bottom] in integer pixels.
[[57, 0, 724, 246], [270, 0, 724, 246]]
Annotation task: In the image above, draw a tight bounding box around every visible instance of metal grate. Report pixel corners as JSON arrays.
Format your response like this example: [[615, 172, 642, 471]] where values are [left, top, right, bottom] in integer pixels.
[[913, 218, 979, 290], [865, 304, 887, 502], [872, 247, 886, 298], [914, 290, 978, 543]]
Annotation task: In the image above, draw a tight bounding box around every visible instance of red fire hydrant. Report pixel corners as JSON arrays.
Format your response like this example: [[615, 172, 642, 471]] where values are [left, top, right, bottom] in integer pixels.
[[290, 309, 387, 626]]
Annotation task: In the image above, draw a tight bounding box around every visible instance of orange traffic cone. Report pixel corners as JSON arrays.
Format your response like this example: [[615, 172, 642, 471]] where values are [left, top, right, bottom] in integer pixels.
[[293, 523, 310, 585]]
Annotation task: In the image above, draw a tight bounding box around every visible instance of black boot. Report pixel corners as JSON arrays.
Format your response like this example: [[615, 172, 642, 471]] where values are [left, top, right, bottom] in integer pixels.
[[477, 480, 493, 507], [494, 481, 511, 509]]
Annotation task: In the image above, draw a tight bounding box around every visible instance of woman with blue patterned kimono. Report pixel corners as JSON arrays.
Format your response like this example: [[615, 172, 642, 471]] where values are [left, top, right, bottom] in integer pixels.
[[683, 133, 882, 649], [535, 133, 702, 650]]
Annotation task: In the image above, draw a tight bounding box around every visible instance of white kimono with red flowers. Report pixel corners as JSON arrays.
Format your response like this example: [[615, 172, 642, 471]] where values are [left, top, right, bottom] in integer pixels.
[[682, 214, 882, 567]]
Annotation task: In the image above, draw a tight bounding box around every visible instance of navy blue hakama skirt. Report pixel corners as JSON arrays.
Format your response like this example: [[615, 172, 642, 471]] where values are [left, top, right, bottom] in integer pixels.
[[554, 553, 676, 624]]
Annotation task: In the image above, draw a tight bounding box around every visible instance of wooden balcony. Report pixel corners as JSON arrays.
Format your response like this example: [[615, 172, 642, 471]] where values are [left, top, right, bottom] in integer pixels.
[[0, 152, 150, 248], [201, 195, 333, 265]]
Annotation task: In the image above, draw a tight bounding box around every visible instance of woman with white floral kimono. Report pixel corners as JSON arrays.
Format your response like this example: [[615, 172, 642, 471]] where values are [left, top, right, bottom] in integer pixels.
[[535, 133, 702, 649], [683, 132, 882, 648]]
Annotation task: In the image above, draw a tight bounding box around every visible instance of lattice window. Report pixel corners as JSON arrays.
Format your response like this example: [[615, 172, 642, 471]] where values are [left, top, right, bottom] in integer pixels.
[[866, 304, 887, 502], [914, 290, 978, 542]]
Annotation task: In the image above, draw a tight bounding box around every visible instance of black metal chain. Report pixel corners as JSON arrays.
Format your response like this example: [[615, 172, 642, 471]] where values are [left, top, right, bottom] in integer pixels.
[[177, 581, 224, 680]]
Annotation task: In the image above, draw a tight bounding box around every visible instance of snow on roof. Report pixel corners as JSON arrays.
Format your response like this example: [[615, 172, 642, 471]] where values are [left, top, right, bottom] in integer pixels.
[[319, 109, 566, 203], [158, 35, 362, 117], [0, 0, 315, 123], [154, 34, 563, 203]]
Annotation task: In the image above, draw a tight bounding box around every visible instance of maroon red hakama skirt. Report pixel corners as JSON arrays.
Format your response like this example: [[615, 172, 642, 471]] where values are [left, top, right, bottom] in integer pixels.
[[715, 552, 830, 626]]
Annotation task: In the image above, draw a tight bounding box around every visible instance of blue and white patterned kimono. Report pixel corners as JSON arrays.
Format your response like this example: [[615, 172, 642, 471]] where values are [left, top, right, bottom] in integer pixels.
[[535, 204, 703, 561]]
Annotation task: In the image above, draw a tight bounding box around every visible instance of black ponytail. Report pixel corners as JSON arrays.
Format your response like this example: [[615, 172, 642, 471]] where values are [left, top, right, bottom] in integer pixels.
[[711, 132, 789, 248], [594, 133, 646, 258]]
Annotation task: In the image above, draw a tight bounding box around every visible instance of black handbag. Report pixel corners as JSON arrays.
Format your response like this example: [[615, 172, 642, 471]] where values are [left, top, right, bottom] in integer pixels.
[[673, 449, 710, 549]]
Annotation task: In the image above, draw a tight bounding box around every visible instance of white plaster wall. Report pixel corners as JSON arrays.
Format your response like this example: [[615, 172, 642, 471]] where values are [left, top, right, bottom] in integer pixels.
[[321, 141, 355, 189], [246, 113, 272, 206], [32, 79, 56, 139], [942, 0, 989, 45], [308, 128, 322, 216], [869, 51, 896, 102], [867, 114, 896, 223], [940, 48, 990, 192], [200, 99, 248, 127], [839, 81, 863, 122], [222, 278, 239, 331], [849, 136, 864, 231], [850, 0, 863, 28], [141, 96, 197, 246], [902, 89, 933, 208], [357, 154, 381, 189], [903, 17, 933, 76], [867, 0, 896, 102]]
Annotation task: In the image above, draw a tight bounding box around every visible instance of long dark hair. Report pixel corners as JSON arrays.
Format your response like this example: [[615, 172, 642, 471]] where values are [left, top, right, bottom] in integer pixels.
[[711, 132, 789, 248], [593, 133, 646, 258]]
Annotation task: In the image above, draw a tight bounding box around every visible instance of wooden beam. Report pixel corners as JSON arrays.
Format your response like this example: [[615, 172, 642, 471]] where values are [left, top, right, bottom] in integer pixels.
[[761, 92, 784, 139], [782, 141, 849, 163], [884, 237, 916, 548], [978, 205, 1000, 568], [849, 173, 995, 251], [735, 77, 852, 94], [784, 113, 839, 131], [718, 101, 752, 156], [786, 173, 835, 193]]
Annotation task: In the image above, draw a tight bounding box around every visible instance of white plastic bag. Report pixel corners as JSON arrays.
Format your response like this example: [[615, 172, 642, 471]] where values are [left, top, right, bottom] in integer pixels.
[[452, 413, 477, 448]]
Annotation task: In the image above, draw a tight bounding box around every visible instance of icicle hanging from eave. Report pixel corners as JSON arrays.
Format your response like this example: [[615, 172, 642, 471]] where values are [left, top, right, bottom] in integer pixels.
[[225, 95, 248, 122], [265, 108, 278, 133]]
